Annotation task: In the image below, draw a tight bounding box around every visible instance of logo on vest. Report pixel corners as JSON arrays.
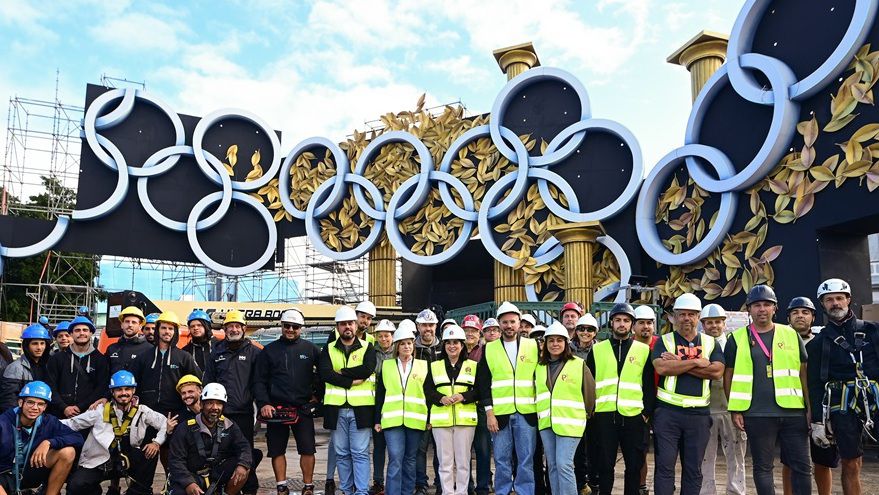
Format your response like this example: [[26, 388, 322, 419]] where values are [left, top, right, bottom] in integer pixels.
[[777, 341, 785, 350], [238, 355, 247, 360]]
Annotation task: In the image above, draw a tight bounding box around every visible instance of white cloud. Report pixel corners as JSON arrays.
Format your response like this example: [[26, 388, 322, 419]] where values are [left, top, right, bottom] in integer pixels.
[[89, 12, 188, 54], [424, 55, 493, 87]]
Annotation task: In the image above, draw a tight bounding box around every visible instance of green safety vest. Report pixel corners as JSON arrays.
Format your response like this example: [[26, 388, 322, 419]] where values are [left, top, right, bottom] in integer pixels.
[[727, 324, 804, 411], [379, 359, 428, 430], [429, 359, 478, 427], [656, 332, 716, 408], [592, 339, 650, 416], [536, 357, 588, 437], [485, 338, 539, 415], [324, 339, 376, 407]]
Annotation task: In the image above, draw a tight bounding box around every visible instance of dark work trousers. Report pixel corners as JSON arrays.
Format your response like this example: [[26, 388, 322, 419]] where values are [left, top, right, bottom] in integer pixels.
[[373, 429, 386, 485], [226, 411, 261, 494], [66, 446, 158, 495], [585, 421, 602, 491], [744, 415, 812, 495], [169, 457, 240, 495], [591, 411, 648, 495], [534, 432, 549, 494], [417, 428, 440, 489], [469, 408, 492, 494], [653, 407, 711, 495], [575, 429, 588, 491]]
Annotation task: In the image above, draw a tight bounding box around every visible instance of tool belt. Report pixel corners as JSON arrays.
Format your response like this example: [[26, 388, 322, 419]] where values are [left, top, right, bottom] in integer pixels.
[[100, 450, 131, 478], [823, 378, 879, 440], [258, 405, 301, 425]]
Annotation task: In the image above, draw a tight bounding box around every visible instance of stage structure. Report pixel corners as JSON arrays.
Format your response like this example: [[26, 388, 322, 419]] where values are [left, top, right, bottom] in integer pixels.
[[2, 0, 879, 316]]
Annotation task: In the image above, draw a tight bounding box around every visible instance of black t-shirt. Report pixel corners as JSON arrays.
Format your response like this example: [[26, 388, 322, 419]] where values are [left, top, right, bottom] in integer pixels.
[[651, 332, 725, 414], [724, 327, 807, 417]]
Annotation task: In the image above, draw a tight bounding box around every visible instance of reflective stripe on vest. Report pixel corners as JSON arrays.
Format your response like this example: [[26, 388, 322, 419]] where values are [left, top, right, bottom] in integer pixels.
[[536, 357, 588, 437], [485, 338, 539, 415], [380, 359, 428, 430], [592, 339, 650, 416], [325, 340, 376, 407], [430, 359, 478, 427], [657, 332, 716, 408], [727, 325, 804, 411]]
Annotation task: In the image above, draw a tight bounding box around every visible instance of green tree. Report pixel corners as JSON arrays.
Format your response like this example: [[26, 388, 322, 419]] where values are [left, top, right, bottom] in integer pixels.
[[1, 175, 101, 322]]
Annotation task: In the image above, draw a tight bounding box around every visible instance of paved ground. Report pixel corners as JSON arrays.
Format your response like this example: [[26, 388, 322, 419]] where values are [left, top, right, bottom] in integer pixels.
[[144, 424, 879, 494]]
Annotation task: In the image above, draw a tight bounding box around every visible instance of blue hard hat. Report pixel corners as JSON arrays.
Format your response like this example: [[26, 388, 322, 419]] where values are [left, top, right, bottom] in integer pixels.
[[187, 309, 211, 325], [109, 370, 137, 389], [145, 313, 160, 324], [38, 316, 49, 326], [19, 381, 52, 402], [22, 324, 51, 340], [52, 321, 71, 336], [69, 316, 96, 333]]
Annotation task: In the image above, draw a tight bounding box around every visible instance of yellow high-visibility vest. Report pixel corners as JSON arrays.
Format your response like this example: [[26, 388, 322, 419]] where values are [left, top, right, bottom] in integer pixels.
[[727, 324, 804, 411]]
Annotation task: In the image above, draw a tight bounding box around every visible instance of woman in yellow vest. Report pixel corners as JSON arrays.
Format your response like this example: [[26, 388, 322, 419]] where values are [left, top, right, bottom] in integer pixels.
[[373, 320, 428, 495], [424, 325, 479, 495], [536, 321, 596, 495]]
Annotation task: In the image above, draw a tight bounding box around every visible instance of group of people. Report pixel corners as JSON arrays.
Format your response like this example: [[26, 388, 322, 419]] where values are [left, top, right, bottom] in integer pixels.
[[0, 276, 874, 495]]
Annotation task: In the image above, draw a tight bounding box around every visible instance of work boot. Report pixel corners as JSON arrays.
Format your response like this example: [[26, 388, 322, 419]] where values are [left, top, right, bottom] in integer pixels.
[[276, 485, 289, 495], [414, 486, 428, 495], [639, 486, 649, 495], [369, 482, 385, 495], [579, 486, 592, 495], [325, 479, 337, 494], [302, 484, 315, 495]]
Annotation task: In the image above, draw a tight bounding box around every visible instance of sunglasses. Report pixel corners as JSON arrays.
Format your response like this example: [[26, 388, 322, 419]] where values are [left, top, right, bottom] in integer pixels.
[[576, 327, 596, 333], [282, 323, 302, 329]]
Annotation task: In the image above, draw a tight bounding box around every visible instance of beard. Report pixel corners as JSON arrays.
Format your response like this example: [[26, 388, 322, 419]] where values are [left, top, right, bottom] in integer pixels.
[[828, 307, 848, 320]]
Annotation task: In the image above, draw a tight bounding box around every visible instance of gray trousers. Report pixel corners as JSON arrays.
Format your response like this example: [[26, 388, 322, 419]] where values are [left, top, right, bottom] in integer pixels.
[[700, 412, 747, 495]]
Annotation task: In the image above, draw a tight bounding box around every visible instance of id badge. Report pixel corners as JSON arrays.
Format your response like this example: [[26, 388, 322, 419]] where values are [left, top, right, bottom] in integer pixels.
[[766, 364, 772, 378]]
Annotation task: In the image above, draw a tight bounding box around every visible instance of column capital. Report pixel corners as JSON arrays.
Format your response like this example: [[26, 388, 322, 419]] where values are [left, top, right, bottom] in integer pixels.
[[548, 221, 606, 244], [493, 42, 540, 79], [667, 30, 729, 69]]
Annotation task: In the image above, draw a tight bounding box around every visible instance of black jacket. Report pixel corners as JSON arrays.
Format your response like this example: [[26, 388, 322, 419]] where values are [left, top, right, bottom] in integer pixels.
[[253, 336, 321, 409], [204, 339, 261, 414], [318, 338, 376, 430], [475, 336, 538, 429], [130, 346, 202, 415], [807, 313, 879, 421], [585, 337, 656, 416], [106, 335, 152, 374], [423, 356, 480, 408], [45, 346, 110, 416], [0, 353, 47, 412], [168, 414, 252, 489], [183, 339, 212, 373]]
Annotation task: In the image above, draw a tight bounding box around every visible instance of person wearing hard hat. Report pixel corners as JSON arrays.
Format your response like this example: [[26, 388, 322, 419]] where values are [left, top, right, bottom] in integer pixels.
[[46, 315, 110, 418], [573, 313, 599, 357], [130, 311, 202, 419], [723, 285, 809, 495], [535, 321, 595, 495], [108, 306, 151, 374], [142, 313, 160, 345], [633, 306, 658, 348], [807, 278, 879, 495], [167, 383, 253, 495], [477, 301, 539, 495], [412, 309, 442, 495], [560, 302, 584, 340], [461, 315, 483, 362], [50, 321, 72, 356], [0, 381, 82, 495], [184, 310, 214, 372], [519, 314, 537, 339], [459, 314, 490, 495], [369, 319, 396, 495], [530, 324, 546, 349], [783, 296, 838, 495], [63, 370, 168, 495], [481, 318, 500, 344], [319, 306, 378, 495], [698, 304, 745, 495], [571, 312, 599, 495], [441, 318, 458, 333], [0, 323, 52, 411], [253, 308, 321, 495], [652, 293, 724, 495], [356, 300, 377, 339], [174, 374, 204, 426], [374, 320, 428, 495], [584, 303, 654, 495]]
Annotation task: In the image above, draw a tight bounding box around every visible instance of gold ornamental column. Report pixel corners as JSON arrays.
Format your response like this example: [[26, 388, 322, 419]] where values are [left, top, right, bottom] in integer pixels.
[[368, 239, 397, 308], [548, 221, 606, 310], [667, 31, 729, 101], [491, 42, 541, 302]]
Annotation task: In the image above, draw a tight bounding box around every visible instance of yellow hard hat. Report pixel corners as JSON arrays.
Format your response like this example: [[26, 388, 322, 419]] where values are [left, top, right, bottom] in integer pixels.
[[156, 311, 182, 327], [176, 374, 202, 391], [223, 309, 246, 327], [118, 306, 145, 322]]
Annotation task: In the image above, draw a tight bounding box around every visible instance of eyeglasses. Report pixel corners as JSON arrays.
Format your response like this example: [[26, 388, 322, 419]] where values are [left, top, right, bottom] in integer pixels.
[[576, 327, 596, 333], [22, 399, 46, 409], [282, 323, 302, 329]]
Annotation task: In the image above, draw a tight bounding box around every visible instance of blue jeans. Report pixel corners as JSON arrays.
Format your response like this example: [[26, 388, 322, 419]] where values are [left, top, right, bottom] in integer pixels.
[[540, 429, 580, 495], [492, 413, 537, 495], [326, 434, 336, 480], [333, 409, 371, 495], [384, 427, 423, 495]]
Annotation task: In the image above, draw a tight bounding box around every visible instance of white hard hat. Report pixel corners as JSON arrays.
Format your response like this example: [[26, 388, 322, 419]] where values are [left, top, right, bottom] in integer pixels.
[[700, 304, 727, 320], [521, 314, 537, 327], [393, 326, 416, 343], [335, 306, 357, 322], [483, 318, 499, 329], [543, 321, 569, 340], [530, 325, 547, 337], [200, 382, 228, 403], [817, 278, 851, 300], [355, 301, 377, 317], [442, 325, 466, 341], [576, 314, 599, 328], [496, 301, 521, 318], [441, 318, 457, 328], [375, 319, 395, 333], [633, 305, 656, 321], [280, 308, 305, 326], [398, 319, 416, 335], [415, 309, 438, 324], [673, 293, 703, 312]]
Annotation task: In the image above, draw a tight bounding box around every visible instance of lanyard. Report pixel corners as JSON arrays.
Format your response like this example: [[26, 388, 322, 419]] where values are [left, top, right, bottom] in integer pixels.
[[749, 324, 772, 362], [13, 411, 41, 494]]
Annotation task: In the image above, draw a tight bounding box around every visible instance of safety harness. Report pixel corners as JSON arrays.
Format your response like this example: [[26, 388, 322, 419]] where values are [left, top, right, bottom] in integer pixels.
[[102, 402, 137, 475], [12, 411, 42, 495], [820, 321, 879, 440], [190, 417, 225, 492]]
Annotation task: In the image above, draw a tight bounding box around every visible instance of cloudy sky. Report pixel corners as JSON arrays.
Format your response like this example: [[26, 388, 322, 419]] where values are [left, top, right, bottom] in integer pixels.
[[0, 0, 743, 172]]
